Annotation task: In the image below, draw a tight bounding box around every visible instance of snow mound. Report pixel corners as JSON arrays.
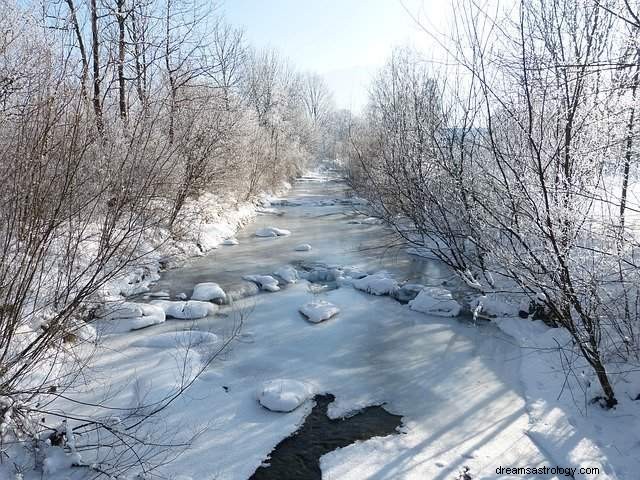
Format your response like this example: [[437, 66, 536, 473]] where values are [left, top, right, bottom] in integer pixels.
[[294, 243, 312, 251], [150, 300, 217, 319], [299, 300, 340, 323], [255, 227, 291, 237], [274, 266, 299, 284], [191, 282, 227, 303], [243, 275, 280, 292], [132, 330, 219, 349], [409, 287, 461, 317], [222, 238, 239, 245], [353, 273, 399, 296], [257, 379, 313, 412]]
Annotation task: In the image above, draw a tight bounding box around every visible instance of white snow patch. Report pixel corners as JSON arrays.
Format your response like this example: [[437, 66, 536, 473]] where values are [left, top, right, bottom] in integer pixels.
[[409, 287, 461, 317], [191, 282, 226, 302], [222, 238, 239, 246], [42, 446, 81, 474], [257, 379, 314, 412], [255, 227, 291, 237], [294, 244, 312, 251], [299, 300, 340, 323]]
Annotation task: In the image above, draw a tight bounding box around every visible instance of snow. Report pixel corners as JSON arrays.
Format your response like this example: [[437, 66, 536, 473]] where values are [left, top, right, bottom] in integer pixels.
[[408, 287, 461, 317], [42, 446, 81, 474], [299, 300, 340, 323], [64, 281, 552, 480], [257, 379, 314, 412], [273, 266, 298, 284], [353, 272, 399, 296], [294, 243, 312, 251], [150, 300, 217, 319], [98, 303, 166, 333], [471, 293, 520, 318], [191, 282, 227, 303], [242, 274, 281, 292], [38, 174, 638, 480], [255, 227, 291, 237], [222, 238, 239, 245], [492, 316, 640, 479], [132, 330, 219, 349]]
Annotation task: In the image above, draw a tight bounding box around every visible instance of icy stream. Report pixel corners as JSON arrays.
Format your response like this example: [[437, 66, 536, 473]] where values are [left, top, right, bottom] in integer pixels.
[[152, 174, 460, 300]]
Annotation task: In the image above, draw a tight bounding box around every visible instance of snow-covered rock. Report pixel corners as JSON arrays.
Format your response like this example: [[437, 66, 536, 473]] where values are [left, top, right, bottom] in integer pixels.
[[150, 300, 217, 319], [191, 282, 227, 303], [294, 243, 312, 251], [303, 266, 341, 283], [391, 283, 425, 303], [97, 301, 144, 320], [274, 266, 299, 284], [177, 292, 188, 300], [257, 379, 313, 412], [255, 227, 291, 237], [222, 238, 239, 245], [243, 275, 280, 292], [353, 273, 399, 296], [228, 281, 261, 301], [99, 303, 166, 333], [132, 330, 219, 349], [299, 300, 340, 323], [409, 287, 461, 317]]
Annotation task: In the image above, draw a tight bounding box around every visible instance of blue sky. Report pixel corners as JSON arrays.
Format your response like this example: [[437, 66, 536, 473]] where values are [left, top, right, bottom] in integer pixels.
[[220, 0, 449, 112]]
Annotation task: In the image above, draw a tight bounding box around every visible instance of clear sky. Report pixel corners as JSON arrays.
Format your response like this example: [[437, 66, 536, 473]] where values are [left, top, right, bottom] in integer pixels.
[[220, 0, 450, 112]]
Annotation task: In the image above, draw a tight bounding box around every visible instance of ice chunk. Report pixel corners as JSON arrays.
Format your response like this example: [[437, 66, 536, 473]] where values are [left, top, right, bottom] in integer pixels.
[[191, 282, 227, 303], [294, 243, 312, 251], [257, 379, 313, 412], [353, 273, 399, 296], [255, 227, 291, 237], [299, 300, 340, 323], [274, 266, 299, 284], [242, 275, 280, 292], [222, 238, 239, 245], [151, 300, 217, 319], [409, 287, 461, 317]]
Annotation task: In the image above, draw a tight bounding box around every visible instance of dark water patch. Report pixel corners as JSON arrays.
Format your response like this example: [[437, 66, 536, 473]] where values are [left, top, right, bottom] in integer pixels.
[[250, 394, 403, 480]]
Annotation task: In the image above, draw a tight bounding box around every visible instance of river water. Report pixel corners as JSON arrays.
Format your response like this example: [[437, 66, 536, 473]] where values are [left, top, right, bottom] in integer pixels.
[[153, 173, 459, 300]]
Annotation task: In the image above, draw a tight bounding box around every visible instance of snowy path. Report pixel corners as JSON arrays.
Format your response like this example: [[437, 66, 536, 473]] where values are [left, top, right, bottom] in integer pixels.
[[62, 173, 555, 479]]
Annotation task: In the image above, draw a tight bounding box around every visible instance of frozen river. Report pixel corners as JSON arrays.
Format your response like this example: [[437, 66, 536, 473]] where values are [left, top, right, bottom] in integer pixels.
[[78, 173, 552, 479]]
